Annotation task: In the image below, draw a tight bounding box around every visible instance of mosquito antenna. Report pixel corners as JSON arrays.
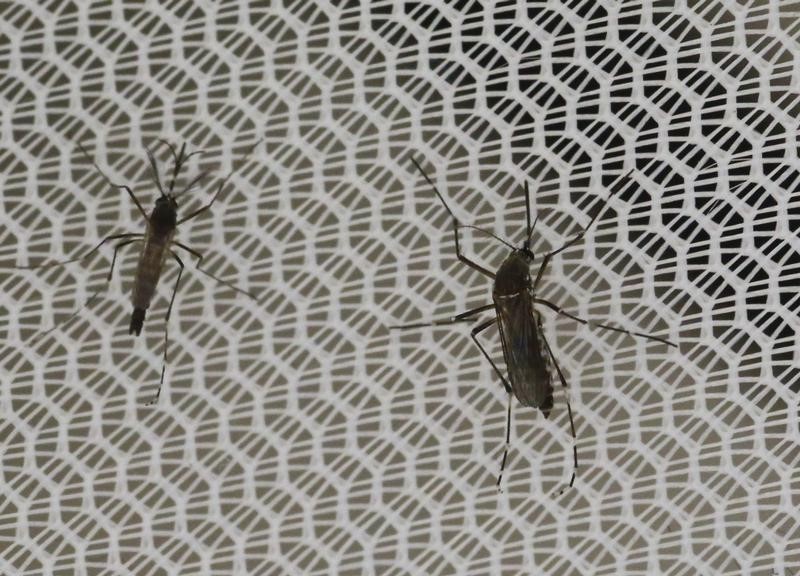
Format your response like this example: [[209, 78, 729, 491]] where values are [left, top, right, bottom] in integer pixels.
[[410, 155, 458, 221], [144, 144, 166, 197]]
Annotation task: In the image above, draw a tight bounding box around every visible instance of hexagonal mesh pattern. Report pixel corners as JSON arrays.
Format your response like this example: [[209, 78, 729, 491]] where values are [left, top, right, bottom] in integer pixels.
[[1, 1, 799, 574]]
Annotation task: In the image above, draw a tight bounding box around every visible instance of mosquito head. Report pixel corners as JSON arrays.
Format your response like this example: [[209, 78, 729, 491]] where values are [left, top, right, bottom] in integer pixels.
[[151, 195, 178, 232], [519, 245, 536, 262]]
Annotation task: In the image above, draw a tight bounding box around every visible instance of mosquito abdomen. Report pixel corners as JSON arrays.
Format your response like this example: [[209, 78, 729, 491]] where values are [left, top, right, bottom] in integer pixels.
[[129, 213, 175, 336], [130, 308, 146, 335]]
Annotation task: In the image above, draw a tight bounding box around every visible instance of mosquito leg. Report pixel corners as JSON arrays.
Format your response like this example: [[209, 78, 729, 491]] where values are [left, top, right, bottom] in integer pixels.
[[470, 316, 510, 394], [452, 226, 497, 279], [410, 156, 496, 280], [496, 392, 513, 490], [539, 331, 577, 495], [390, 303, 495, 330], [468, 317, 517, 489], [176, 168, 230, 224], [77, 143, 149, 221], [28, 237, 142, 343], [177, 139, 262, 225], [11, 232, 142, 271], [389, 318, 472, 330], [453, 303, 495, 321], [531, 169, 635, 293], [147, 251, 184, 406], [179, 171, 208, 197], [533, 297, 677, 347], [172, 241, 257, 300]]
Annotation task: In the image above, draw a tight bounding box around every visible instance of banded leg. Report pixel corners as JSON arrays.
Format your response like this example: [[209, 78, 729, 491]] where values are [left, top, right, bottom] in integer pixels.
[[470, 317, 510, 394], [496, 392, 513, 490], [533, 297, 676, 348], [468, 317, 517, 489], [539, 331, 578, 495], [531, 169, 634, 293], [390, 303, 494, 330], [147, 251, 184, 405], [172, 241, 258, 300]]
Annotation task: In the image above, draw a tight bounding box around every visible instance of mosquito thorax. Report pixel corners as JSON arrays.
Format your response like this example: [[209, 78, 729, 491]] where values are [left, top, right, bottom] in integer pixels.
[[151, 196, 178, 233], [493, 250, 532, 297]]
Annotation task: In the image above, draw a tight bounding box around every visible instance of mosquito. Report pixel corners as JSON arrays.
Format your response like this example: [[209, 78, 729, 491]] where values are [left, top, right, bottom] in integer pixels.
[[10, 140, 259, 404], [392, 157, 677, 492]]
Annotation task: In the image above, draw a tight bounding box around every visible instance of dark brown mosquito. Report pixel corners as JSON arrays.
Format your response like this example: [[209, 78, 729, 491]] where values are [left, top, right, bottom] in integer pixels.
[[11, 140, 258, 404], [392, 157, 677, 492]]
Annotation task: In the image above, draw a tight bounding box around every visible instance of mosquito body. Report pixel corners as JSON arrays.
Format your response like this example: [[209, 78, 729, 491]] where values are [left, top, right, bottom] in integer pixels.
[[125, 142, 202, 337], [393, 156, 676, 492], [129, 192, 178, 335], [493, 252, 553, 415], [11, 140, 258, 403]]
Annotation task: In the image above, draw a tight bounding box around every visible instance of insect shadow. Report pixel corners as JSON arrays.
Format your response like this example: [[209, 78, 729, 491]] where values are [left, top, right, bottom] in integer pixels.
[[392, 157, 677, 493], [10, 140, 259, 404]]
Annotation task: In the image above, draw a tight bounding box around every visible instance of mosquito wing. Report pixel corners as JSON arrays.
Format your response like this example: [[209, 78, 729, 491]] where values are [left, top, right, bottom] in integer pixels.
[[494, 293, 554, 416]]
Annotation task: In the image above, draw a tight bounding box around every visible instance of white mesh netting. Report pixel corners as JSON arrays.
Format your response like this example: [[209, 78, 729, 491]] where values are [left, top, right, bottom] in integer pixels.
[[1, 1, 800, 574]]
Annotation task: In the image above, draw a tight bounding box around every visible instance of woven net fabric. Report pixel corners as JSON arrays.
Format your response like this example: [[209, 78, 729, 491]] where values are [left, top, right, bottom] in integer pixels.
[[1, 1, 799, 574]]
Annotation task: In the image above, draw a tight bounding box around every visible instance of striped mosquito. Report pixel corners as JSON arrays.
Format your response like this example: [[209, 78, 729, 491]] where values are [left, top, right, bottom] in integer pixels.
[[392, 157, 677, 492], [11, 140, 258, 404]]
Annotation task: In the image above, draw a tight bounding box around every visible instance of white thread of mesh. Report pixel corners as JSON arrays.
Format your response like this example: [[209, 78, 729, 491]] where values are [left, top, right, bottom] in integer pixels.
[[1, 1, 799, 574]]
